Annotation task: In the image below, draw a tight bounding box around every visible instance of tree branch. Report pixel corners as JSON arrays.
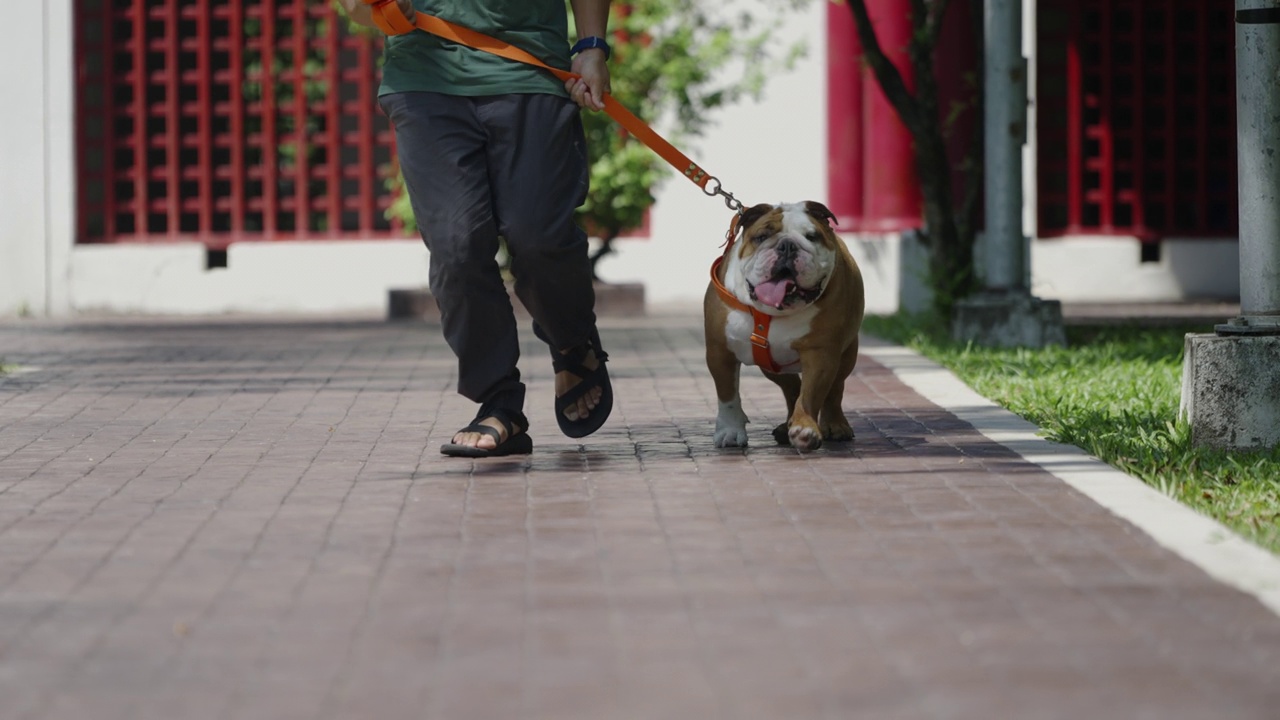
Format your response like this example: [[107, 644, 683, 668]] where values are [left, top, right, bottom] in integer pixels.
[[844, 0, 921, 132], [908, 0, 927, 36], [904, 0, 939, 136], [923, 0, 954, 49], [956, 1, 983, 245]]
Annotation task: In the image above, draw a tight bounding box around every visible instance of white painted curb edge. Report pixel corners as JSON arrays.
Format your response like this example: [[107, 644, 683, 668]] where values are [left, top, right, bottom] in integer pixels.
[[863, 344, 1280, 618]]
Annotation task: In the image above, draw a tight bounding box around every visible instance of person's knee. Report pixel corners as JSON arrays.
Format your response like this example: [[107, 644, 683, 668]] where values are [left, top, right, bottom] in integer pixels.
[[430, 247, 499, 293], [504, 220, 586, 262], [426, 211, 501, 270]]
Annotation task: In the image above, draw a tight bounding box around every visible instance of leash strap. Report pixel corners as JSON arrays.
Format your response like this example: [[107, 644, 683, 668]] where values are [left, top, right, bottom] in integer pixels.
[[365, 1, 773, 366], [364, 0, 715, 191]]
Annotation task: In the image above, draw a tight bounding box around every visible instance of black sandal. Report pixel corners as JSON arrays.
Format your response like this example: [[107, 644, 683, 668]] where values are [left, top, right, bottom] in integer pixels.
[[439, 406, 533, 457], [550, 328, 613, 439]]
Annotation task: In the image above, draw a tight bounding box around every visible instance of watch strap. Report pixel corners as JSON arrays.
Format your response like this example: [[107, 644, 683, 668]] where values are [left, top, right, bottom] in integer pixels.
[[570, 36, 611, 61]]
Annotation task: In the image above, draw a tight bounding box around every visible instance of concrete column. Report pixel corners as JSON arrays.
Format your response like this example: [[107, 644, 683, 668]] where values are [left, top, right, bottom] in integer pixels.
[[0, 0, 74, 317], [951, 0, 1064, 347], [1181, 0, 1280, 450], [45, 0, 75, 317]]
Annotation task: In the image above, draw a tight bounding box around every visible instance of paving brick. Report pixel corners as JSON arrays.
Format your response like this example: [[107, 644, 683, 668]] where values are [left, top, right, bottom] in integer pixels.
[[0, 314, 1278, 719]]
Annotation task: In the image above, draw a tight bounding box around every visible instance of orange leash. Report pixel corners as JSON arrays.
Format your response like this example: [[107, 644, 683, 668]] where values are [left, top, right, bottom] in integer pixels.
[[363, 0, 742, 207], [365, 1, 785, 369]]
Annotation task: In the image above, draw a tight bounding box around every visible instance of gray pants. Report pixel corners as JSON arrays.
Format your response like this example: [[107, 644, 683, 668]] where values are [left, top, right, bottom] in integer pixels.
[[380, 91, 597, 415]]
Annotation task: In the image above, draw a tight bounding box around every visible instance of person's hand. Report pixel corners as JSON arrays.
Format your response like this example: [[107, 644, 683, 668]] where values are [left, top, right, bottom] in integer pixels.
[[566, 50, 610, 111]]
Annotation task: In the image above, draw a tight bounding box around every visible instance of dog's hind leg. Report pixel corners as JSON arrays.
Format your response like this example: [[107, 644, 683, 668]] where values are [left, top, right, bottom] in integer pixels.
[[763, 371, 800, 445]]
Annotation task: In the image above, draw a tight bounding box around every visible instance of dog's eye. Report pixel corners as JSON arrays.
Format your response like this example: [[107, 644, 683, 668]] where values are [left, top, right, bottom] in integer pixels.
[[805, 231, 820, 242], [752, 233, 769, 244]]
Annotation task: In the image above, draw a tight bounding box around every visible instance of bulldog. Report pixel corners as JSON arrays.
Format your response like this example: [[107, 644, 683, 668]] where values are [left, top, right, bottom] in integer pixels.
[[703, 201, 865, 451]]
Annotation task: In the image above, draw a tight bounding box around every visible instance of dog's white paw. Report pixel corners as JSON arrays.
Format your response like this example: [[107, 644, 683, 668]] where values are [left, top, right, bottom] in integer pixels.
[[714, 400, 749, 448], [715, 425, 750, 447], [788, 424, 822, 452]]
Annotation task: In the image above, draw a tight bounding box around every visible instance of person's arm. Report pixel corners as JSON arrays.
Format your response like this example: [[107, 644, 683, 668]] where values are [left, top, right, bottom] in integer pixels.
[[337, 0, 415, 32], [566, 0, 612, 111]]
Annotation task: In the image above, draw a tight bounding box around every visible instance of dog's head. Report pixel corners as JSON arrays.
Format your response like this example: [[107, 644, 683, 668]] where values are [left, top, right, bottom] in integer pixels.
[[726, 201, 840, 313]]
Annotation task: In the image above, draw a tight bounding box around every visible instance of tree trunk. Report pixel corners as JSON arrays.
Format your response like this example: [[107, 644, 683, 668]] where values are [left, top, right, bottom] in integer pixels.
[[914, 126, 974, 314], [843, 0, 979, 317], [588, 232, 620, 282]]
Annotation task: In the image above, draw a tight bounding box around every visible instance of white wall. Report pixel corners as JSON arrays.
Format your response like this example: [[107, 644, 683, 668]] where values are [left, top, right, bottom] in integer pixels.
[[1031, 237, 1241, 303], [0, 0, 1241, 317], [596, 1, 830, 307], [69, 241, 432, 315], [0, 0, 74, 317]]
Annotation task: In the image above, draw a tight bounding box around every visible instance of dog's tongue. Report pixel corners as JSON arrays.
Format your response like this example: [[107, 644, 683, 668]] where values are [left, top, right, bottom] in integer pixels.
[[754, 279, 793, 308]]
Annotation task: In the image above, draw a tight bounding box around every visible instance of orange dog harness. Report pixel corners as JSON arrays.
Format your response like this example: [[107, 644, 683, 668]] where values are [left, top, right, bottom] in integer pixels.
[[709, 214, 787, 373]]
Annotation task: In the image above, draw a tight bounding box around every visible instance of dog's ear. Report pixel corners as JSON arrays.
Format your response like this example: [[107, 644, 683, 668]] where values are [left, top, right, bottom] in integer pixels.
[[804, 201, 838, 227], [739, 203, 775, 232]]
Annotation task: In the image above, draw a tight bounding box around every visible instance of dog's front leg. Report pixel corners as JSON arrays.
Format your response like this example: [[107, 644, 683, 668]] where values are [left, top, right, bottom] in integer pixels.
[[788, 355, 839, 451], [707, 343, 749, 447]]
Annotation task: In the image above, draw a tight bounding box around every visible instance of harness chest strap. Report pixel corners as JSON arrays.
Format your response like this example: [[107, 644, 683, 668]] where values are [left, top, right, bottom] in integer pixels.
[[710, 257, 784, 373], [710, 212, 786, 374]]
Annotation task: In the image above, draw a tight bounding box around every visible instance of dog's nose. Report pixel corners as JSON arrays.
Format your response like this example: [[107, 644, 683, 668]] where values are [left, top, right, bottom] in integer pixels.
[[776, 240, 799, 262]]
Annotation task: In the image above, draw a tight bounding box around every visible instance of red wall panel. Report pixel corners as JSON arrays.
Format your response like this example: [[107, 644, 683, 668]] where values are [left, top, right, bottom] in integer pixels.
[[75, 0, 401, 247], [1037, 0, 1237, 239], [826, 0, 977, 232]]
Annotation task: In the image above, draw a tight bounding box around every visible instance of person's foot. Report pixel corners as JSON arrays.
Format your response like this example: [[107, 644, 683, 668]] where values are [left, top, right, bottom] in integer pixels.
[[440, 406, 532, 458], [451, 415, 521, 451], [547, 329, 613, 439], [556, 345, 603, 422]]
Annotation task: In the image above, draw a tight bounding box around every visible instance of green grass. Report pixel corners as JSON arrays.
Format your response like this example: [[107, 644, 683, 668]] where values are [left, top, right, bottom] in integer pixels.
[[864, 314, 1280, 554]]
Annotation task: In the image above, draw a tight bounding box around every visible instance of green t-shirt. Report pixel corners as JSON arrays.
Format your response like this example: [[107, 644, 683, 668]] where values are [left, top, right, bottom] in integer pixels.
[[378, 0, 572, 98]]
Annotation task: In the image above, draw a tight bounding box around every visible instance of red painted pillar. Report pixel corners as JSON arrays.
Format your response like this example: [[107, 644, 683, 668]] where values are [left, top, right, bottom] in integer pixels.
[[826, 0, 923, 231], [860, 0, 921, 230], [826, 2, 863, 226]]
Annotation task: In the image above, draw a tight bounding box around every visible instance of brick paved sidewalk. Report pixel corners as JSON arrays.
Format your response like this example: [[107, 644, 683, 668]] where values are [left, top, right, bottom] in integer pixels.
[[1, 313, 1278, 720]]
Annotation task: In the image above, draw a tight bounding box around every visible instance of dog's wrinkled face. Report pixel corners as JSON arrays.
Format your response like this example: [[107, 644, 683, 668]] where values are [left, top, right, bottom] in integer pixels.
[[727, 201, 840, 313]]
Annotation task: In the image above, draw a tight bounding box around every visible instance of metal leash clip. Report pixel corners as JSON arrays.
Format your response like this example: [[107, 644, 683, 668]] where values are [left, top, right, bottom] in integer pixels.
[[702, 176, 744, 214]]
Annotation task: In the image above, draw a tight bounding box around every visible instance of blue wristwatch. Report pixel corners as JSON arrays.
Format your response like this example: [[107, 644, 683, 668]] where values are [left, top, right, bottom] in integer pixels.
[[570, 36, 611, 61]]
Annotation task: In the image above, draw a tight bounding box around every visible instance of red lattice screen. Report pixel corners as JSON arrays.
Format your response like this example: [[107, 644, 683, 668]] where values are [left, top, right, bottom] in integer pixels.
[[1037, 0, 1237, 240], [75, 0, 400, 247]]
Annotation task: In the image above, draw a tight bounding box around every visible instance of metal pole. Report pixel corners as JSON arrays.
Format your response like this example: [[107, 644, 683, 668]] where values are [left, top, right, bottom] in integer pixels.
[[1219, 0, 1280, 335], [983, 0, 1027, 292], [953, 0, 1063, 347]]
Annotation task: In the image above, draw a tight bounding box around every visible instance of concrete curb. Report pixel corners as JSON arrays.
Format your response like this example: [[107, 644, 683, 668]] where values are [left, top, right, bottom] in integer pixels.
[[863, 343, 1280, 618]]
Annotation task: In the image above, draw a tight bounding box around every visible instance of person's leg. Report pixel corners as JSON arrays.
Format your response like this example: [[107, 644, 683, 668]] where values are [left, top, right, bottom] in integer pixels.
[[477, 93, 608, 429], [381, 92, 527, 450], [479, 93, 596, 342]]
